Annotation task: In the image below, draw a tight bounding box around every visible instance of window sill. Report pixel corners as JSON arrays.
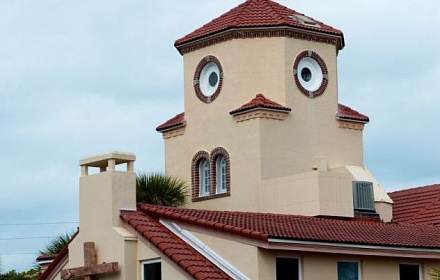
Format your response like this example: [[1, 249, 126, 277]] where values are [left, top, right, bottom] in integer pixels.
[[192, 192, 231, 202]]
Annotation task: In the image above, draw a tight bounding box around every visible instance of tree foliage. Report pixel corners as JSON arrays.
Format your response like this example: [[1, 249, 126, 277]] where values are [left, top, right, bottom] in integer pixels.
[[136, 172, 188, 207], [0, 268, 40, 280]]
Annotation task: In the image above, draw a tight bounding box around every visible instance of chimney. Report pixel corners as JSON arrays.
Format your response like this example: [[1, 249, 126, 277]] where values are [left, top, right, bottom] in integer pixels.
[[78, 151, 136, 230]]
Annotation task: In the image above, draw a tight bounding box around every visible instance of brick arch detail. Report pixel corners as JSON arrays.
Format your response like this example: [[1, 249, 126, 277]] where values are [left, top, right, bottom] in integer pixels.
[[210, 147, 231, 195], [191, 147, 231, 202], [191, 150, 210, 199]]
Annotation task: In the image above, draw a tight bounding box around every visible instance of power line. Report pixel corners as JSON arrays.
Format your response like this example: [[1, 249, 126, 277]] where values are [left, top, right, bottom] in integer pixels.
[[0, 237, 55, 241], [0, 222, 77, 226], [0, 253, 37, 256]]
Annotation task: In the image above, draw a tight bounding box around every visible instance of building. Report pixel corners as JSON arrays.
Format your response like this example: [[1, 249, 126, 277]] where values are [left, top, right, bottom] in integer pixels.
[[39, 1, 440, 279]]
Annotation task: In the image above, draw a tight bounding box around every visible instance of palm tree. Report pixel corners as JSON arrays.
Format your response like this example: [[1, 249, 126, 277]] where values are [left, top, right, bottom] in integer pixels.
[[136, 172, 188, 207], [39, 232, 73, 256]]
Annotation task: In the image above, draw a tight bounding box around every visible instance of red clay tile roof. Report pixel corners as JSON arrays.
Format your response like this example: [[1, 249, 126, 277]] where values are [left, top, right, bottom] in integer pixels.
[[139, 204, 440, 249], [230, 93, 291, 115], [389, 184, 440, 226], [175, 0, 344, 49], [36, 254, 57, 262], [336, 104, 369, 123], [156, 112, 186, 132], [120, 209, 232, 280]]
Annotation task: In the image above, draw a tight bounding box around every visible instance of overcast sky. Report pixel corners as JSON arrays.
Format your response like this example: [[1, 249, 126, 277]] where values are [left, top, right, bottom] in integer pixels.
[[1, 0, 439, 272]]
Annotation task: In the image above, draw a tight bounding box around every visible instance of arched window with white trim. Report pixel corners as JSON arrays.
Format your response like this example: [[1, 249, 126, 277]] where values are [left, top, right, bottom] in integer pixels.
[[199, 159, 210, 196], [191, 148, 230, 202], [216, 155, 227, 194]]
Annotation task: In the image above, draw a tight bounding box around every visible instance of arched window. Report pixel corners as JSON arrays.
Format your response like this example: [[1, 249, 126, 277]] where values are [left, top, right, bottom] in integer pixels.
[[199, 159, 210, 196], [191, 151, 210, 200], [211, 147, 230, 196], [216, 155, 227, 194], [191, 148, 230, 201]]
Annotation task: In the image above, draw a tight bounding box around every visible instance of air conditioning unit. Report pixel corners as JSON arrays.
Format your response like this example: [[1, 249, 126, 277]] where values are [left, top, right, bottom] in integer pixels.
[[352, 181, 375, 211]]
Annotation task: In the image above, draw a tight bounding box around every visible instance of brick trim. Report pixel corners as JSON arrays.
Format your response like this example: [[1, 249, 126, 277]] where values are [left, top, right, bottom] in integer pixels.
[[176, 27, 342, 55], [210, 147, 231, 195], [191, 147, 231, 202], [191, 151, 210, 199], [193, 56, 224, 104], [293, 50, 328, 98]]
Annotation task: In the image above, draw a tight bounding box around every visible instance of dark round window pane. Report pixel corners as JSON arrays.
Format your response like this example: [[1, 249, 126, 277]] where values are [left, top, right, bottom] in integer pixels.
[[301, 68, 312, 82], [209, 72, 219, 87]]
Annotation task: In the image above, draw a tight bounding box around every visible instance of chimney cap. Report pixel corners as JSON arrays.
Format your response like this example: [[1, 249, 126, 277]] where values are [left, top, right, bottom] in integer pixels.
[[79, 151, 136, 168]]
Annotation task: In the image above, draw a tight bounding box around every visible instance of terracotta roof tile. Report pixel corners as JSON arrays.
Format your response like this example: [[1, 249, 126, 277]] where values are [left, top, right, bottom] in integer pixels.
[[230, 93, 291, 115], [36, 254, 57, 262], [389, 184, 440, 226], [175, 0, 343, 48], [156, 112, 185, 132], [336, 103, 369, 123], [139, 204, 440, 249], [120, 210, 232, 280]]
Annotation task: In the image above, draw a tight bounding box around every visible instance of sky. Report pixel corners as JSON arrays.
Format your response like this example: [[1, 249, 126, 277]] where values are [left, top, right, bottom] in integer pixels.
[[0, 0, 439, 273]]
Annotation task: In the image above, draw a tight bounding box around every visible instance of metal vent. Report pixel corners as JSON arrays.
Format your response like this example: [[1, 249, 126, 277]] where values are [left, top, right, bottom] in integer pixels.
[[352, 181, 375, 211], [290, 15, 321, 27]]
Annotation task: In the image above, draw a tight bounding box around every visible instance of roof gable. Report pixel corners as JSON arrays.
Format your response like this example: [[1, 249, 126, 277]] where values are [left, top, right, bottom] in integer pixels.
[[230, 93, 291, 115], [175, 0, 344, 52], [120, 209, 232, 280]]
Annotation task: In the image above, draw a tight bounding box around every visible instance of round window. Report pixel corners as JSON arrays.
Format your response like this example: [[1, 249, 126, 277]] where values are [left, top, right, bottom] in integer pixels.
[[199, 62, 220, 97], [293, 51, 328, 98], [194, 56, 223, 103]]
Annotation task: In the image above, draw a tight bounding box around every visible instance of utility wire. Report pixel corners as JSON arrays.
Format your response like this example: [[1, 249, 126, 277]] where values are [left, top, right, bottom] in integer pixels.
[[0, 237, 55, 241], [0, 253, 37, 255], [0, 222, 77, 226]]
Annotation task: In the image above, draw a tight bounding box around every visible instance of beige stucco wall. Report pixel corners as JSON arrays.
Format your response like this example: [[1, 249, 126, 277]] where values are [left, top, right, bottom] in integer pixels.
[[259, 170, 354, 216], [136, 238, 193, 280], [162, 35, 375, 217], [189, 230, 259, 279], [258, 249, 440, 280]]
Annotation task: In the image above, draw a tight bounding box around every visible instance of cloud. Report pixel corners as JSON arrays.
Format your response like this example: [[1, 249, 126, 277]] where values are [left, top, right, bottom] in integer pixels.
[[0, 0, 439, 272]]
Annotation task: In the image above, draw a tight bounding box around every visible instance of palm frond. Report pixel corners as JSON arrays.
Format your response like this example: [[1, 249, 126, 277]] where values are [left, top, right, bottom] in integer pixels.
[[39, 232, 73, 256], [136, 172, 188, 207]]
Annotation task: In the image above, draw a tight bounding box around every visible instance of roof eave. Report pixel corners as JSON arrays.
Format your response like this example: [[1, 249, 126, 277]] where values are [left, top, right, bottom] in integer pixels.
[[336, 116, 369, 124], [156, 122, 187, 133], [175, 25, 344, 55], [268, 238, 440, 259], [230, 106, 291, 116]]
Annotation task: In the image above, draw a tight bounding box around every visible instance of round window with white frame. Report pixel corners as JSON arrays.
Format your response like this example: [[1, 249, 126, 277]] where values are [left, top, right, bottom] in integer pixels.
[[293, 50, 328, 98], [194, 56, 223, 103]]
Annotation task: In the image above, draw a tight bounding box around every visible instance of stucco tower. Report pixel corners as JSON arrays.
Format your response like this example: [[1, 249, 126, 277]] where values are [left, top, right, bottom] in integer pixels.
[[157, 0, 392, 221]]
